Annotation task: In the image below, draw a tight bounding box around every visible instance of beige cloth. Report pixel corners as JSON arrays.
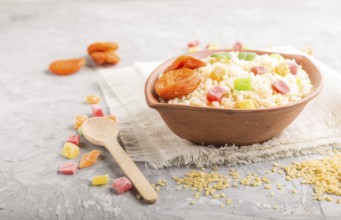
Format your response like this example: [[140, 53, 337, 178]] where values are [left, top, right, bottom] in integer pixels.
[[99, 47, 341, 169]]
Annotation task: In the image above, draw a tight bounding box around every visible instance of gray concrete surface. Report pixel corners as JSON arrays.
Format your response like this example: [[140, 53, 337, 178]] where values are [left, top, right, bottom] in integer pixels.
[[0, 0, 341, 219]]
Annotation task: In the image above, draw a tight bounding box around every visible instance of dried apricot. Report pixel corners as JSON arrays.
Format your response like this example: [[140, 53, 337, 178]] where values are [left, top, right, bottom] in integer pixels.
[[164, 56, 205, 73], [49, 58, 86, 76], [105, 50, 120, 64], [155, 68, 201, 99], [87, 42, 119, 54], [90, 52, 106, 65]]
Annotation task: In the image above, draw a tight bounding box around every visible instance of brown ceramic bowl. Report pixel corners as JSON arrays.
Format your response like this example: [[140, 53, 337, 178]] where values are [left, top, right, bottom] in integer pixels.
[[145, 50, 323, 146]]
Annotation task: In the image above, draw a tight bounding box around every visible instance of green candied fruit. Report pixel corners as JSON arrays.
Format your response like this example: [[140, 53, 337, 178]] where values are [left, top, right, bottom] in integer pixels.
[[238, 52, 247, 60], [238, 52, 257, 61], [210, 52, 232, 62], [234, 77, 252, 91], [78, 127, 83, 136]]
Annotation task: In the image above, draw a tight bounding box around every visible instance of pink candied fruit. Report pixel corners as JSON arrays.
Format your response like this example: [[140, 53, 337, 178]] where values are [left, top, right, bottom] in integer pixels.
[[187, 40, 199, 48], [59, 162, 78, 175], [207, 86, 226, 102], [287, 62, 298, 75], [251, 66, 265, 75], [232, 41, 243, 50], [271, 80, 290, 94], [112, 177, 132, 194], [91, 105, 104, 117], [66, 134, 80, 146]]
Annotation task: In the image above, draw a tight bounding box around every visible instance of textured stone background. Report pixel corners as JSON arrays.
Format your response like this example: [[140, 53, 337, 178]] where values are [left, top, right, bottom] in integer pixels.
[[0, 0, 341, 219]]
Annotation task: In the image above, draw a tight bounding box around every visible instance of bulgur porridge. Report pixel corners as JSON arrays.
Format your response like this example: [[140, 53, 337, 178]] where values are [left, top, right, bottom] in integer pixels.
[[156, 52, 312, 109]]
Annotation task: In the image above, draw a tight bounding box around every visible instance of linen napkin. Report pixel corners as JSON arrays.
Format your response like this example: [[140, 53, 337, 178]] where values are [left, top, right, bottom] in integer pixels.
[[99, 47, 341, 169]]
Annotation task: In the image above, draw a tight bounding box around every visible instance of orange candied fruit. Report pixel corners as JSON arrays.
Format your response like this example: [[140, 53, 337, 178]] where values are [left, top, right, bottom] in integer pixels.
[[79, 150, 101, 168], [74, 115, 88, 129], [85, 95, 101, 104]]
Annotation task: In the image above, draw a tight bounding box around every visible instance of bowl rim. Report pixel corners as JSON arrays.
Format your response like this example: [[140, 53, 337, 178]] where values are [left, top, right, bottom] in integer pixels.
[[145, 49, 324, 113]]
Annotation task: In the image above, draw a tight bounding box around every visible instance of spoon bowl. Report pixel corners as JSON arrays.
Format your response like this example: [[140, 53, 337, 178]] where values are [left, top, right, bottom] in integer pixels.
[[82, 117, 158, 204]]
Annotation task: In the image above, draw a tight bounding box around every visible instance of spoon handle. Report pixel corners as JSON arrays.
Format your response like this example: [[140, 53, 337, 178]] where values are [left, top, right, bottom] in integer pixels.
[[105, 139, 158, 204]]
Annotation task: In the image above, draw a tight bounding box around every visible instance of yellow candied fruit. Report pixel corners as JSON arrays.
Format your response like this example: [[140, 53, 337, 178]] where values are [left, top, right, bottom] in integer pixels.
[[206, 43, 220, 50], [270, 192, 275, 197], [274, 63, 290, 76], [105, 115, 116, 122], [210, 66, 225, 82], [237, 99, 255, 110], [61, 142, 80, 159], [85, 95, 101, 104], [155, 186, 161, 192], [190, 200, 196, 205], [292, 189, 297, 194], [92, 175, 109, 186], [273, 204, 279, 210], [74, 115, 88, 129], [301, 47, 314, 55], [187, 46, 198, 53]]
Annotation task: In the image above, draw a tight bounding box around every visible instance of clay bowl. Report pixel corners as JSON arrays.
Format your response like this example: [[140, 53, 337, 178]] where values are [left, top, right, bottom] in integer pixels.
[[145, 50, 323, 146]]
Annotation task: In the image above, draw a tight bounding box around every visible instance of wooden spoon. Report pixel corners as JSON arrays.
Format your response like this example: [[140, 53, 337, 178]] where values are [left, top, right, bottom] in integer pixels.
[[81, 117, 158, 204]]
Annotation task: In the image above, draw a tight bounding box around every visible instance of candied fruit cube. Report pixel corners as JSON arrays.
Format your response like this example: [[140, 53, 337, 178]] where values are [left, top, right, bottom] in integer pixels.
[[250, 66, 265, 75], [61, 142, 80, 159], [234, 78, 252, 91], [237, 99, 255, 109], [210, 65, 226, 82], [187, 40, 199, 48], [287, 62, 298, 75], [207, 86, 226, 102], [274, 63, 290, 76], [210, 52, 232, 62], [92, 175, 109, 186], [232, 41, 243, 50], [206, 43, 220, 50], [74, 115, 88, 129], [271, 80, 290, 94], [86, 95, 101, 104], [91, 105, 104, 117], [238, 52, 256, 61], [187, 46, 198, 53], [112, 177, 132, 194], [79, 150, 101, 168], [66, 134, 80, 146], [59, 162, 78, 175]]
